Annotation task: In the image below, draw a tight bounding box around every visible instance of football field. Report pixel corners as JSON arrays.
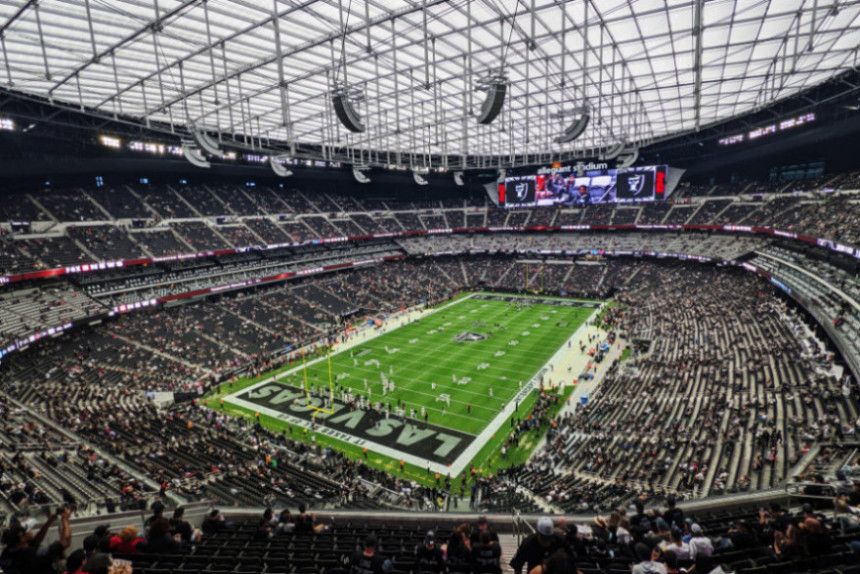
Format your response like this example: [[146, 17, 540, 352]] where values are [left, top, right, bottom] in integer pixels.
[[222, 293, 598, 477]]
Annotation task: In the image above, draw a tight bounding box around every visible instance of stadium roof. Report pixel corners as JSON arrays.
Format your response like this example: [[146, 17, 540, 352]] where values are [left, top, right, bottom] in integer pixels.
[[1, 0, 859, 169]]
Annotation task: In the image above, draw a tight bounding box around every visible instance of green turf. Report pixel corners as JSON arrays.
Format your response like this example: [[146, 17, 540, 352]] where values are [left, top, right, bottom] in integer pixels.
[[210, 293, 597, 485], [277, 295, 594, 434]]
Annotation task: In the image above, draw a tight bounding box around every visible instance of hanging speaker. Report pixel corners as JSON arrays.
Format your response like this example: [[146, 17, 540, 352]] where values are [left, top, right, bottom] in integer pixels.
[[616, 148, 639, 168], [453, 172, 465, 186], [332, 93, 366, 133], [554, 113, 590, 144], [192, 129, 222, 155], [181, 141, 210, 169], [413, 171, 429, 186], [353, 166, 371, 183], [600, 141, 626, 161], [270, 156, 293, 177], [477, 83, 507, 125]]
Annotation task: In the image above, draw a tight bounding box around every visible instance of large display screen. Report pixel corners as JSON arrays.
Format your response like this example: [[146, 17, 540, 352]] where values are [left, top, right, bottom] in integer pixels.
[[502, 164, 667, 208]]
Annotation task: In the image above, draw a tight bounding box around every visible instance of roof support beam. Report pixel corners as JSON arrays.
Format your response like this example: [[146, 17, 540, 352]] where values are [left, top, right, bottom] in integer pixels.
[[83, 0, 98, 61], [693, 0, 704, 130], [0, 0, 37, 36], [145, 0, 450, 116], [48, 0, 204, 97]]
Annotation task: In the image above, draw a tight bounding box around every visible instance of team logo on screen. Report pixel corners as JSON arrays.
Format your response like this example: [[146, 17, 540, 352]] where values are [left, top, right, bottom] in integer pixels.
[[515, 183, 529, 201], [626, 174, 645, 195]]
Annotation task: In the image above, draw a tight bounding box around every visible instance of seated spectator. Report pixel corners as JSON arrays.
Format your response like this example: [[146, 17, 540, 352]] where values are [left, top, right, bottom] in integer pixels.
[[773, 521, 802, 561], [294, 503, 317, 535], [719, 521, 758, 550], [277, 509, 294, 534], [527, 548, 578, 574], [348, 533, 389, 574], [109, 526, 147, 554], [608, 509, 632, 545], [688, 524, 713, 560], [144, 500, 165, 531], [169, 506, 200, 546], [415, 530, 446, 574], [799, 504, 831, 555], [0, 508, 71, 574], [662, 529, 693, 562], [64, 549, 87, 574], [256, 508, 276, 540], [473, 530, 502, 574], [471, 515, 499, 545], [836, 494, 860, 529], [146, 518, 179, 554], [591, 516, 610, 543], [631, 543, 667, 574], [201, 509, 226, 536], [81, 552, 112, 574]]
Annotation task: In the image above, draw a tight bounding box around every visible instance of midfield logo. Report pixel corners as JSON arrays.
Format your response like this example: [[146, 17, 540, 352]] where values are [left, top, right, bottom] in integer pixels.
[[453, 331, 487, 342]]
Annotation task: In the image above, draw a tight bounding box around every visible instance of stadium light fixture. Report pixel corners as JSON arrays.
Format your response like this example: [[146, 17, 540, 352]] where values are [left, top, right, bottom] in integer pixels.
[[181, 140, 211, 169], [99, 135, 121, 149]]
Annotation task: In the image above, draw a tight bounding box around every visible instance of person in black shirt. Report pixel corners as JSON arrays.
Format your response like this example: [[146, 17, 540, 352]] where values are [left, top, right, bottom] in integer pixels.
[[446, 524, 473, 574], [201, 509, 226, 536], [510, 517, 566, 574], [0, 508, 71, 574], [470, 516, 500, 546], [473, 530, 502, 574], [662, 497, 684, 531], [349, 534, 388, 574], [294, 503, 316, 535], [170, 507, 196, 546], [629, 501, 652, 543], [849, 481, 860, 507], [415, 531, 446, 574]]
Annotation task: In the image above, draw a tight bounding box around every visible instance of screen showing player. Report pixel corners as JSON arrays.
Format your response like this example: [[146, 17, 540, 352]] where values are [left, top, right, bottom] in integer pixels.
[[503, 164, 667, 208]]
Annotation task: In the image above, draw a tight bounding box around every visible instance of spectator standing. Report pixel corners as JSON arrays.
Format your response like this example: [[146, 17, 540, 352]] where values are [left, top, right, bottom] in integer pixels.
[[510, 517, 566, 574], [0, 508, 71, 574]]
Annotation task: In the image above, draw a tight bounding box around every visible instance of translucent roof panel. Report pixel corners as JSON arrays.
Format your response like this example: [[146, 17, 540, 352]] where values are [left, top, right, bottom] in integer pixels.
[[1, 0, 858, 167]]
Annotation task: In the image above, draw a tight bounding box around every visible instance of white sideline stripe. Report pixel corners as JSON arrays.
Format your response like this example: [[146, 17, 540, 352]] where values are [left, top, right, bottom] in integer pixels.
[[224, 294, 600, 476]]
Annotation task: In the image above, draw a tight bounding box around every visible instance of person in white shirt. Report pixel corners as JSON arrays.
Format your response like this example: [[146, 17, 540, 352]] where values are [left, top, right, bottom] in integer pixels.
[[688, 524, 714, 559], [663, 529, 693, 562]]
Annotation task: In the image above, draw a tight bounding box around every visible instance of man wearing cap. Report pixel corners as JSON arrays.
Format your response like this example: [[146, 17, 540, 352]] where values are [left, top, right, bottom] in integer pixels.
[[0, 507, 71, 574], [471, 516, 500, 546], [631, 543, 667, 574], [414, 530, 446, 574], [348, 534, 388, 574], [509, 517, 567, 574]]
